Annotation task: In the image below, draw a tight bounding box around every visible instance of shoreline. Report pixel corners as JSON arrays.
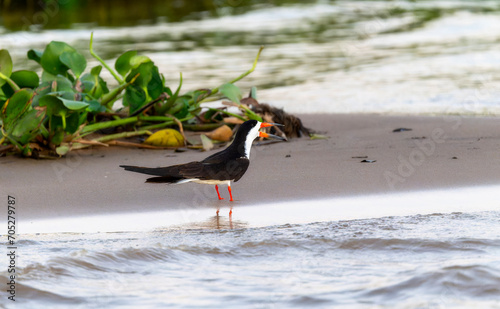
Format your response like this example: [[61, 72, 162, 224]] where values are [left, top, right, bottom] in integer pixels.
[[17, 184, 500, 234], [2, 113, 500, 222]]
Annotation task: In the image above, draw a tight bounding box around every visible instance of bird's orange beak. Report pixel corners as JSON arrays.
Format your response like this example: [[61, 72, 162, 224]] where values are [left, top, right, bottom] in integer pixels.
[[260, 122, 282, 128], [259, 122, 287, 141]]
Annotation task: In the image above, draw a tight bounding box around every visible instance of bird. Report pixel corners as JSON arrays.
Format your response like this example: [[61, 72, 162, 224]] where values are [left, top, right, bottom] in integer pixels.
[[120, 120, 286, 215]]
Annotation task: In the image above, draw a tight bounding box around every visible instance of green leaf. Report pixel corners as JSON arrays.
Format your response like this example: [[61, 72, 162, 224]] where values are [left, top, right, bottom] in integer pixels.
[[39, 95, 85, 133], [86, 100, 106, 113], [0, 83, 14, 99], [123, 84, 146, 114], [81, 79, 95, 94], [81, 65, 108, 99], [39, 95, 67, 116], [174, 100, 189, 118], [60, 51, 87, 78], [40, 41, 76, 75], [219, 83, 242, 103], [147, 66, 163, 99], [41, 94, 88, 111], [249, 86, 258, 99], [129, 55, 151, 69], [54, 75, 74, 93], [0, 49, 13, 87], [60, 97, 88, 110], [169, 97, 188, 115], [65, 110, 83, 134], [11, 109, 45, 144], [127, 61, 154, 88], [50, 127, 65, 145], [97, 75, 109, 95], [39, 122, 49, 139], [0, 90, 6, 106], [164, 86, 172, 97], [91, 65, 102, 76], [41, 70, 58, 82], [27, 49, 43, 64], [0, 89, 32, 129], [115, 50, 137, 77], [10, 70, 40, 89], [32, 82, 52, 107], [56, 144, 70, 156]]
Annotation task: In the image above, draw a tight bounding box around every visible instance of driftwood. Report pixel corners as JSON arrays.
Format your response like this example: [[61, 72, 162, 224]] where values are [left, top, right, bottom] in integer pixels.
[[242, 97, 312, 138]]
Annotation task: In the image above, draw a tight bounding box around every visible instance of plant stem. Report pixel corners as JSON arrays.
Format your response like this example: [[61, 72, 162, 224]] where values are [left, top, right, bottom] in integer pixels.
[[61, 114, 66, 130], [183, 123, 223, 131], [138, 115, 173, 122], [5, 135, 22, 151], [0, 72, 20, 92], [158, 72, 182, 115], [130, 91, 168, 117], [208, 108, 247, 121], [101, 73, 139, 108], [93, 129, 152, 143], [239, 104, 262, 122], [210, 46, 264, 95], [140, 121, 175, 131], [89, 32, 124, 84], [82, 116, 138, 133], [140, 115, 193, 131], [0, 127, 6, 145]]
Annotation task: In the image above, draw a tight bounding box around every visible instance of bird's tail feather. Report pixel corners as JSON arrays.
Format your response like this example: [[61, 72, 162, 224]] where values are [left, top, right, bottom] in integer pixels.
[[146, 176, 184, 183], [120, 165, 177, 177]]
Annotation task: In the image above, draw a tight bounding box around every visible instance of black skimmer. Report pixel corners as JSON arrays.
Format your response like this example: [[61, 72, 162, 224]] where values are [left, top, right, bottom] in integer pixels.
[[120, 120, 285, 214]]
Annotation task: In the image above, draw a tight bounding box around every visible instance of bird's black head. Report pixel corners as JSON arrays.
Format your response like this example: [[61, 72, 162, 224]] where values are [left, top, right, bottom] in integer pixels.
[[234, 120, 259, 141], [232, 120, 285, 158]]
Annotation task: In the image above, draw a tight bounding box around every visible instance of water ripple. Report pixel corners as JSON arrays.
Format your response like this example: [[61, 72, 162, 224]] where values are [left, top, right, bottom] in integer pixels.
[[362, 264, 500, 301]]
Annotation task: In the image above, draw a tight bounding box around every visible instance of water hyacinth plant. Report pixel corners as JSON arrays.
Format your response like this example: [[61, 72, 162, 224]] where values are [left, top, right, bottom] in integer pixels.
[[0, 33, 264, 157]]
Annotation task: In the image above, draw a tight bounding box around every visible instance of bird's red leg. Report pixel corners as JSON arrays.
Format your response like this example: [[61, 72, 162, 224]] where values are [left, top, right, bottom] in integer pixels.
[[215, 185, 224, 200], [228, 184, 234, 202]]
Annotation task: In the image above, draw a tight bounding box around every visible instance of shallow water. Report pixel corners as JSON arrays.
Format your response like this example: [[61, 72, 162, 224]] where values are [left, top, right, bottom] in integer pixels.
[[4, 211, 500, 308]]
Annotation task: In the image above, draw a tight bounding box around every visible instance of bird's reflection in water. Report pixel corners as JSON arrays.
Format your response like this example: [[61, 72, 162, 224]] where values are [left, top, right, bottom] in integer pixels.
[[189, 215, 248, 230], [156, 214, 248, 231]]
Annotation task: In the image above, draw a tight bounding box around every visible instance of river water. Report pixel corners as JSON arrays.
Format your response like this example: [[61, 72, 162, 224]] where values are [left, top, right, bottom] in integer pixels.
[[2, 1, 500, 114], [6, 209, 500, 308], [2, 1, 500, 308]]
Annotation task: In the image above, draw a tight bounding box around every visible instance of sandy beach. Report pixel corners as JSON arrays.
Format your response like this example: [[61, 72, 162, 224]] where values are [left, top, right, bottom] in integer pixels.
[[2, 113, 500, 221]]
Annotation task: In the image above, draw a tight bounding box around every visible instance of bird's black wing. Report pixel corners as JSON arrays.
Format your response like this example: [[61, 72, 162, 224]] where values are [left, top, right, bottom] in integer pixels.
[[201, 147, 233, 164], [196, 158, 249, 182], [121, 154, 249, 183], [176, 161, 205, 178], [232, 158, 249, 182]]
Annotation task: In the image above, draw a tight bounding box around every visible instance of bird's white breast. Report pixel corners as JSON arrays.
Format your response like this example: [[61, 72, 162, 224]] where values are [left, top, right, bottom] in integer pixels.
[[190, 179, 231, 185], [243, 121, 262, 158]]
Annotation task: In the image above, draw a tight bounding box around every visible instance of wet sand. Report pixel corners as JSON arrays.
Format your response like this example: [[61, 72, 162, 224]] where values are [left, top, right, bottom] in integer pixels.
[[2, 113, 500, 221]]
